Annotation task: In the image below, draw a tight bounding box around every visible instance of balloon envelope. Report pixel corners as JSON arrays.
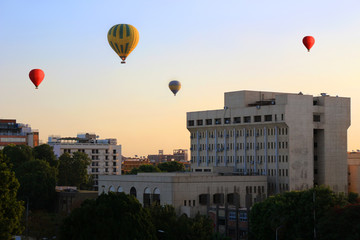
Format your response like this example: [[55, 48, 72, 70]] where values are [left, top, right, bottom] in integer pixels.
[[107, 24, 139, 64], [29, 69, 45, 89], [303, 36, 315, 52], [169, 80, 181, 96]]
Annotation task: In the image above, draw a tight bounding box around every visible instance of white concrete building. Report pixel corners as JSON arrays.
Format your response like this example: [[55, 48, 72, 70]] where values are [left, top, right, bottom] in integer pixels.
[[187, 90, 350, 194], [48, 133, 121, 189], [99, 172, 267, 217]]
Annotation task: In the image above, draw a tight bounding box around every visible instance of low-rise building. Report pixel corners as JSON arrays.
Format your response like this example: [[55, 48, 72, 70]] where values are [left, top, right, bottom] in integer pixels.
[[0, 119, 39, 149], [121, 157, 151, 174]]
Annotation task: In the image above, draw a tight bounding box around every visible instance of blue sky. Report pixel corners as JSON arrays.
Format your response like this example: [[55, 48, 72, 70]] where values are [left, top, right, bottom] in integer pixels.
[[1, 1, 360, 156]]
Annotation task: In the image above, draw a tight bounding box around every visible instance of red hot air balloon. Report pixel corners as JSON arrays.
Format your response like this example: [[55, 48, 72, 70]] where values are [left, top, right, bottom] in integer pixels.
[[303, 36, 315, 52], [29, 69, 45, 89]]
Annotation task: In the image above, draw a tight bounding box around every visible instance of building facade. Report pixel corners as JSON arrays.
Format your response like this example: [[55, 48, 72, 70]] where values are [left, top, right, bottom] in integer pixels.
[[187, 90, 350, 194], [348, 151, 360, 194], [121, 157, 151, 174], [0, 119, 39, 149], [99, 172, 267, 217], [148, 149, 188, 164], [48, 133, 121, 189]]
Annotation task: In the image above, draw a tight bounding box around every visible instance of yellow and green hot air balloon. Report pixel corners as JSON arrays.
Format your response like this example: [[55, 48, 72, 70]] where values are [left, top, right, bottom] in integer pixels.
[[107, 24, 139, 64], [169, 80, 181, 96]]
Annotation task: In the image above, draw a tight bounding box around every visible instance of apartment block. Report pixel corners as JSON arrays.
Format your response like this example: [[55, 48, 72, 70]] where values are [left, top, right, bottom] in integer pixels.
[[187, 90, 350, 194], [0, 119, 39, 149], [48, 133, 121, 189]]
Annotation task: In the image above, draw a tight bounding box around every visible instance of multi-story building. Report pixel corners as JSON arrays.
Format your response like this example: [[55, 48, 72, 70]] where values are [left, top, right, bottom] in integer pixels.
[[48, 133, 121, 189], [0, 119, 39, 149], [121, 157, 151, 174], [148, 149, 189, 163], [348, 151, 360, 194], [187, 90, 350, 194]]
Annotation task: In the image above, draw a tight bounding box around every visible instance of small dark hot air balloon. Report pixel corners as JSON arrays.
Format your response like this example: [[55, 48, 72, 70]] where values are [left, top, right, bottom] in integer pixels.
[[169, 80, 181, 96], [303, 36, 315, 52], [29, 69, 45, 89]]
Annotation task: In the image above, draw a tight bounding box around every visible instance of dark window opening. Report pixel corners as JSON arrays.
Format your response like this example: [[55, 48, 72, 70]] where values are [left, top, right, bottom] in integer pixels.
[[244, 116, 251, 123], [254, 115, 261, 122], [188, 120, 194, 126], [213, 193, 224, 205], [206, 119, 212, 125], [224, 118, 231, 124], [215, 118, 221, 125], [199, 194, 209, 205], [233, 117, 241, 124], [313, 115, 321, 122], [197, 119, 203, 126], [265, 115, 272, 122]]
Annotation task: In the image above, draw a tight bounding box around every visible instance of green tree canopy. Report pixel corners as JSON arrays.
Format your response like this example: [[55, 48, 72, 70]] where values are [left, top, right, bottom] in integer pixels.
[[2, 144, 34, 171], [59, 192, 156, 240], [33, 144, 58, 168], [249, 186, 349, 240], [158, 161, 185, 172], [0, 152, 24, 240], [149, 204, 213, 240], [16, 159, 57, 210], [58, 152, 91, 188], [129, 164, 160, 175]]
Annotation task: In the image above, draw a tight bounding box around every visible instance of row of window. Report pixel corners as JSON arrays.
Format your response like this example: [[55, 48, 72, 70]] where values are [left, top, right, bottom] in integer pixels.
[[191, 155, 289, 164], [63, 149, 117, 154], [191, 141, 288, 152], [91, 155, 117, 160], [190, 127, 288, 139], [188, 114, 285, 127], [91, 168, 117, 173], [91, 162, 117, 166]]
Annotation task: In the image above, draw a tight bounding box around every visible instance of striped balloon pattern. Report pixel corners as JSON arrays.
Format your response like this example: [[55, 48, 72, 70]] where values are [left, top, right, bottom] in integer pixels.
[[107, 24, 139, 63], [169, 80, 181, 96]]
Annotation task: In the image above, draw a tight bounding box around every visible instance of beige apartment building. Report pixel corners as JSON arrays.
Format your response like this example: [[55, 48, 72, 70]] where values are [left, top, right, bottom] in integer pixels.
[[48, 133, 122, 190], [187, 90, 350, 194]]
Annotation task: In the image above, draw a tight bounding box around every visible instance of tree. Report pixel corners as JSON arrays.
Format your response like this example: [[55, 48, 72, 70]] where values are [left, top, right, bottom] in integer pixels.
[[0, 152, 24, 240], [2, 144, 34, 171], [317, 203, 360, 240], [33, 144, 58, 168], [58, 152, 91, 188], [249, 186, 348, 240], [158, 161, 185, 172], [16, 159, 57, 210], [129, 164, 160, 174], [59, 192, 157, 240]]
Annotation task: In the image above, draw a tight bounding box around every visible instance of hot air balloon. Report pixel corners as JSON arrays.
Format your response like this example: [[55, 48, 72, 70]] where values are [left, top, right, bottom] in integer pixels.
[[303, 36, 315, 52], [29, 69, 45, 89], [169, 80, 181, 96], [107, 24, 139, 64]]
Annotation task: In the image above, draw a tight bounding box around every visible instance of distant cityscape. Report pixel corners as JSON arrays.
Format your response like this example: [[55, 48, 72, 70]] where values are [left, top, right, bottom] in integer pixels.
[[1, 90, 359, 239]]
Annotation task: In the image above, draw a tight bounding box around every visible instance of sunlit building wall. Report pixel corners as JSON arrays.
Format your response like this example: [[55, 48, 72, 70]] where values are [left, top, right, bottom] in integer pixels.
[[187, 90, 350, 194], [0, 119, 39, 149], [48, 133, 121, 190]]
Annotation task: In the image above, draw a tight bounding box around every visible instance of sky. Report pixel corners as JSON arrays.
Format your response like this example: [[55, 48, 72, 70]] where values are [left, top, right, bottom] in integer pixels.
[[1, 0, 360, 156]]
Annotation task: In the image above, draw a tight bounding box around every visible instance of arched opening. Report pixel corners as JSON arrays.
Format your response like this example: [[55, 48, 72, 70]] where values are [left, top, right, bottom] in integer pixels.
[[109, 186, 115, 192], [117, 186, 123, 193], [143, 187, 151, 207], [130, 187, 137, 198], [152, 188, 160, 205]]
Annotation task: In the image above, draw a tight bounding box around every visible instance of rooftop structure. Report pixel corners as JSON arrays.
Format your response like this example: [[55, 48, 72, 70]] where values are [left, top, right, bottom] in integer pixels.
[[0, 119, 39, 149]]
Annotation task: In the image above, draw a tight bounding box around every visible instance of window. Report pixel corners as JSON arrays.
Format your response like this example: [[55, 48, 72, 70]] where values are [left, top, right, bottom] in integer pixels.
[[188, 120, 194, 126], [215, 118, 221, 125], [314, 169, 318, 174], [244, 116, 251, 123], [233, 117, 241, 123], [224, 118, 230, 124], [113, 162, 117, 166], [213, 193, 224, 205], [184, 200, 186, 206], [265, 115, 272, 122], [106, 149, 109, 154], [199, 194, 209, 205], [313, 115, 321, 122], [254, 115, 261, 122], [113, 149, 117, 154], [113, 168, 116, 172], [313, 100, 318, 105], [197, 119, 203, 126], [206, 119, 212, 125], [105, 156, 109, 160]]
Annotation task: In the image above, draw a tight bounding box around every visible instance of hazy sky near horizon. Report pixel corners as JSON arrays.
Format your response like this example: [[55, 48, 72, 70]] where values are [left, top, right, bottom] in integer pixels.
[[1, 1, 360, 156]]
